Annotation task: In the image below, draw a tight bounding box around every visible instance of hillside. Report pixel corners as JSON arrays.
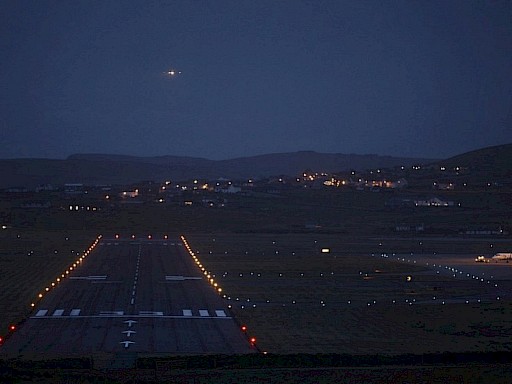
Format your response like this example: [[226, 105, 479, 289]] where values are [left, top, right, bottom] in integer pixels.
[[0, 151, 433, 188], [439, 143, 512, 178]]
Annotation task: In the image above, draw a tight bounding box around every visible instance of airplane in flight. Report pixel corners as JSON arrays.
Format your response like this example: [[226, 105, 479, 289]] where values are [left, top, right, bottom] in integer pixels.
[[165, 69, 182, 77], [120, 340, 135, 348]]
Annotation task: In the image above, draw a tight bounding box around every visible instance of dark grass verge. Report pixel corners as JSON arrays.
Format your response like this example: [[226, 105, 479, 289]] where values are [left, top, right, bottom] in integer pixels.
[[2, 352, 512, 383]]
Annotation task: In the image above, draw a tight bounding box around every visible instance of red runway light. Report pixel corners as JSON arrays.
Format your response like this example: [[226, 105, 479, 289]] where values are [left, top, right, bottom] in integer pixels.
[[241, 325, 247, 332], [9, 325, 15, 331], [250, 337, 256, 344]]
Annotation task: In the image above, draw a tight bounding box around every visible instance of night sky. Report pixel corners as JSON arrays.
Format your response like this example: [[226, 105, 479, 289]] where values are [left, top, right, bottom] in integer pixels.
[[1, 1, 511, 160]]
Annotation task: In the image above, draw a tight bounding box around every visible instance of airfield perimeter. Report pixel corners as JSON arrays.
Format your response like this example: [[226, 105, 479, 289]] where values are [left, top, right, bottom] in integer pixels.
[[0, 186, 511, 381]]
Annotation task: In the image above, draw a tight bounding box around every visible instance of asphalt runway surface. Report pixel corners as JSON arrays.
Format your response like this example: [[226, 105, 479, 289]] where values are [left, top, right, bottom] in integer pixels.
[[1, 237, 254, 357]]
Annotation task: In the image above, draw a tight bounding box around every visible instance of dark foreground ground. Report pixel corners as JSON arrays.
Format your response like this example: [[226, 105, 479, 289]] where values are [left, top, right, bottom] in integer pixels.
[[2, 353, 512, 383]]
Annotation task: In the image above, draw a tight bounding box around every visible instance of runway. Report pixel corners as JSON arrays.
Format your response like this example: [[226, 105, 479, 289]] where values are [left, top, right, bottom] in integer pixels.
[[1, 236, 254, 357]]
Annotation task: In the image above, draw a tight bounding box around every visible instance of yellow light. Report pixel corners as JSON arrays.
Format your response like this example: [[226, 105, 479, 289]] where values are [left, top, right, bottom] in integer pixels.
[[38, 293, 43, 298], [217, 288, 222, 293], [31, 303, 35, 307], [45, 287, 49, 291], [213, 283, 218, 287]]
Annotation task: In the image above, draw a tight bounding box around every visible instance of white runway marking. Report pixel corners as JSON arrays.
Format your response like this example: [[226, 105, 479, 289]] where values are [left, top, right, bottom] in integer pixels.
[[139, 311, 163, 316], [30, 309, 232, 319], [99, 311, 124, 316], [124, 320, 137, 327], [69, 275, 107, 280], [165, 275, 202, 281]]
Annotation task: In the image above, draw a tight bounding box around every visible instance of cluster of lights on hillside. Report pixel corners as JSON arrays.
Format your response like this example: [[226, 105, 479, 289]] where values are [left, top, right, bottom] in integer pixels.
[[180, 235, 258, 350], [0, 235, 102, 347]]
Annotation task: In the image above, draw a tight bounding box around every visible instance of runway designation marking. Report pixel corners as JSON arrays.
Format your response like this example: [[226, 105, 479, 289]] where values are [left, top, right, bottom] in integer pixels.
[[52, 309, 64, 317], [199, 309, 210, 317], [35, 310, 48, 317], [70, 309, 81, 316], [183, 309, 193, 317]]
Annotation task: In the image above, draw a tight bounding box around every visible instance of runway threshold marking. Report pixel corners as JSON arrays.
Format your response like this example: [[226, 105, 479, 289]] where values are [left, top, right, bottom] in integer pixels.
[[69, 275, 107, 280], [30, 314, 233, 319], [99, 311, 124, 316], [215, 310, 227, 317], [139, 311, 163, 316], [70, 309, 81, 316], [183, 310, 193, 317], [165, 275, 202, 281], [199, 309, 210, 317], [52, 309, 64, 317], [35, 310, 48, 317]]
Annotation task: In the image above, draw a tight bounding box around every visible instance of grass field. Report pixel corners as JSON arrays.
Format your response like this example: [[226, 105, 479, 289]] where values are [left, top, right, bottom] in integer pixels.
[[1, 187, 511, 359], [0, 229, 98, 334], [186, 233, 512, 354]]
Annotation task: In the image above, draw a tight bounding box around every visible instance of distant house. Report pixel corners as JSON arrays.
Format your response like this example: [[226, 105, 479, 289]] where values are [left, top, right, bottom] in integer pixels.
[[385, 197, 415, 208], [414, 197, 454, 207], [220, 185, 241, 194], [21, 201, 51, 209], [64, 183, 84, 194]]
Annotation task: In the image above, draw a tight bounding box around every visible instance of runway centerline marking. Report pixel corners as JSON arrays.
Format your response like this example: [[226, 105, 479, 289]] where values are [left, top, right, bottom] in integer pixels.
[[130, 245, 142, 306]]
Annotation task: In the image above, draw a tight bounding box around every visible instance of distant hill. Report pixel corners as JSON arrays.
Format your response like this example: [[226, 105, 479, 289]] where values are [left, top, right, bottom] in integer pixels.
[[0, 151, 434, 188], [439, 143, 512, 179]]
